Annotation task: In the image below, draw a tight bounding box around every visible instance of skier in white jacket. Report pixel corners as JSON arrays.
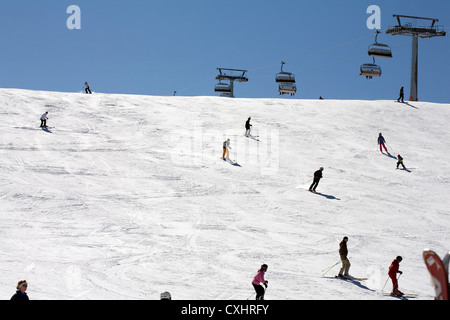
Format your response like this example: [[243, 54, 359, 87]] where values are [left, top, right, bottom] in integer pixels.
[[222, 138, 231, 160], [40, 112, 48, 127], [84, 82, 92, 94]]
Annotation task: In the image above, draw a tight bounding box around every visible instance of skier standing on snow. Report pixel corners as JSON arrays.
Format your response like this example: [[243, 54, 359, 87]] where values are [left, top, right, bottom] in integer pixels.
[[40, 111, 49, 127], [84, 81, 92, 94], [396, 155, 406, 170], [222, 138, 231, 160], [251, 264, 268, 300], [245, 117, 252, 137], [388, 256, 403, 296], [397, 87, 404, 103], [378, 133, 388, 153], [309, 167, 324, 193], [338, 237, 351, 278]]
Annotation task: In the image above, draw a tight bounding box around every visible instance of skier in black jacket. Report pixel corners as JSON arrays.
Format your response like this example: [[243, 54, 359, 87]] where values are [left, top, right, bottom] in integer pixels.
[[397, 87, 404, 103], [309, 167, 324, 193], [245, 117, 252, 137], [10, 280, 29, 300]]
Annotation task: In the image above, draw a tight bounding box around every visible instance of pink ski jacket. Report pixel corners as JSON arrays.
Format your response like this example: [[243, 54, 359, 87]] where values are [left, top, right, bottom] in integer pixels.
[[252, 270, 266, 285]]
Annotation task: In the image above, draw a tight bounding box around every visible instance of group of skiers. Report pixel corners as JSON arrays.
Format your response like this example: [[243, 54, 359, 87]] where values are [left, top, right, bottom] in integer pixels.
[[0, 254, 418, 301], [378, 133, 406, 170], [251, 237, 405, 300], [38, 82, 92, 128], [221, 117, 252, 161], [32, 85, 415, 300], [336, 237, 404, 296]]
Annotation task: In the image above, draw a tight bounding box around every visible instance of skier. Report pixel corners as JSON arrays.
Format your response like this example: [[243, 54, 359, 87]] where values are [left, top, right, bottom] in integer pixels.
[[309, 167, 324, 193], [338, 237, 351, 278], [396, 155, 406, 170], [397, 87, 404, 103], [84, 81, 92, 94], [388, 256, 403, 296], [222, 138, 231, 160], [378, 133, 388, 153], [10, 280, 29, 301], [40, 111, 49, 127], [245, 117, 252, 137], [251, 264, 268, 300]]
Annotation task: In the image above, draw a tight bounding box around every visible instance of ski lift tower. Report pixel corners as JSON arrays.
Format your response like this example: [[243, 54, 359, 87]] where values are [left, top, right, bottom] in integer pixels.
[[386, 15, 446, 101], [215, 68, 248, 98]]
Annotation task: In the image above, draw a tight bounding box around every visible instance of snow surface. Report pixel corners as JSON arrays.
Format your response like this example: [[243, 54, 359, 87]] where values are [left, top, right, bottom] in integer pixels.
[[0, 88, 449, 300]]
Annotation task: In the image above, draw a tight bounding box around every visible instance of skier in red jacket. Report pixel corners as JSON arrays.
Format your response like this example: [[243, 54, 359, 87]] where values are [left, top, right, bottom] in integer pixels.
[[388, 256, 403, 296]]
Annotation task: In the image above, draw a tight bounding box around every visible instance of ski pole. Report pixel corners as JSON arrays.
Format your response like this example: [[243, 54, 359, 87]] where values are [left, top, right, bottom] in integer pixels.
[[322, 261, 340, 276], [246, 292, 255, 300], [386, 142, 396, 154], [382, 276, 389, 291]]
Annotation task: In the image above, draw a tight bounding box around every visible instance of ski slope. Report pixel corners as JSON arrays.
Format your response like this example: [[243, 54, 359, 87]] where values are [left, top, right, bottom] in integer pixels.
[[0, 88, 449, 300]]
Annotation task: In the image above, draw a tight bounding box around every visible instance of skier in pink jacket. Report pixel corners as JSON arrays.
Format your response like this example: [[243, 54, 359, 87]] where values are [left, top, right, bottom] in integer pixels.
[[251, 264, 268, 300]]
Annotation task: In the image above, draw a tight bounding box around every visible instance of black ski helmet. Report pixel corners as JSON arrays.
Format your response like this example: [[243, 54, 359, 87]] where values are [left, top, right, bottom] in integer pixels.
[[261, 264, 268, 271], [396, 256, 403, 262]]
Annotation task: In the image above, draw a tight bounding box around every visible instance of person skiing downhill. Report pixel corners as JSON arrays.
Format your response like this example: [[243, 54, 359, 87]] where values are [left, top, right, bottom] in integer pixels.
[[84, 82, 92, 94], [338, 237, 351, 278], [251, 264, 268, 300], [378, 133, 388, 153], [309, 167, 324, 193], [396, 155, 406, 170], [222, 138, 231, 160], [245, 117, 252, 137], [389, 256, 403, 296], [40, 111, 49, 127], [397, 87, 404, 103]]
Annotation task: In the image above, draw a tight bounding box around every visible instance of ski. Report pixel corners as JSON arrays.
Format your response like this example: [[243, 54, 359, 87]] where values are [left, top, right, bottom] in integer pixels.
[[245, 135, 260, 142], [323, 276, 367, 281], [383, 293, 418, 299], [220, 158, 240, 166], [346, 276, 368, 281]]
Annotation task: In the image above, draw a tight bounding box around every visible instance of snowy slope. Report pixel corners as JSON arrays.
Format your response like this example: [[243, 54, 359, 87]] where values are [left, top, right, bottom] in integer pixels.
[[0, 88, 449, 300]]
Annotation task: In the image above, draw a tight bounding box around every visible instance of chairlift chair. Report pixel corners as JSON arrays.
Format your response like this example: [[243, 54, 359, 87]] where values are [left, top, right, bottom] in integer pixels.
[[360, 62, 382, 79], [279, 84, 297, 95], [275, 61, 296, 84], [368, 43, 392, 58], [214, 82, 232, 94], [368, 31, 393, 58], [276, 73, 296, 84]]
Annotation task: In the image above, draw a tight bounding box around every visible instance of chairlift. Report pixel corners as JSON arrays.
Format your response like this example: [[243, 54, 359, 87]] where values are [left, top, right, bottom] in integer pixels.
[[214, 82, 232, 94], [360, 58, 382, 79], [279, 84, 297, 96], [276, 61, 296, 84], [368, 31, 392, 58]]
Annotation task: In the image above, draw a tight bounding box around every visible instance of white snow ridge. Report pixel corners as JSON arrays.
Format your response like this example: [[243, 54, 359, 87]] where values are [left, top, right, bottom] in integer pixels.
[[0, 88, 449, 300]]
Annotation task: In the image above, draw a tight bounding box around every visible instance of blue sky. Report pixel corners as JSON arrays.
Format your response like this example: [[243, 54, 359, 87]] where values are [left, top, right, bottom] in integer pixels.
[[0, 0, 449, 102]]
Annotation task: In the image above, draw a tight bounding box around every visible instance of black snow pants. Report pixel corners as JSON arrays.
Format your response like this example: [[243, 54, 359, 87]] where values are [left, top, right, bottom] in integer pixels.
[[252, 283, 265, 300], [309, 179, 321, 191]]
